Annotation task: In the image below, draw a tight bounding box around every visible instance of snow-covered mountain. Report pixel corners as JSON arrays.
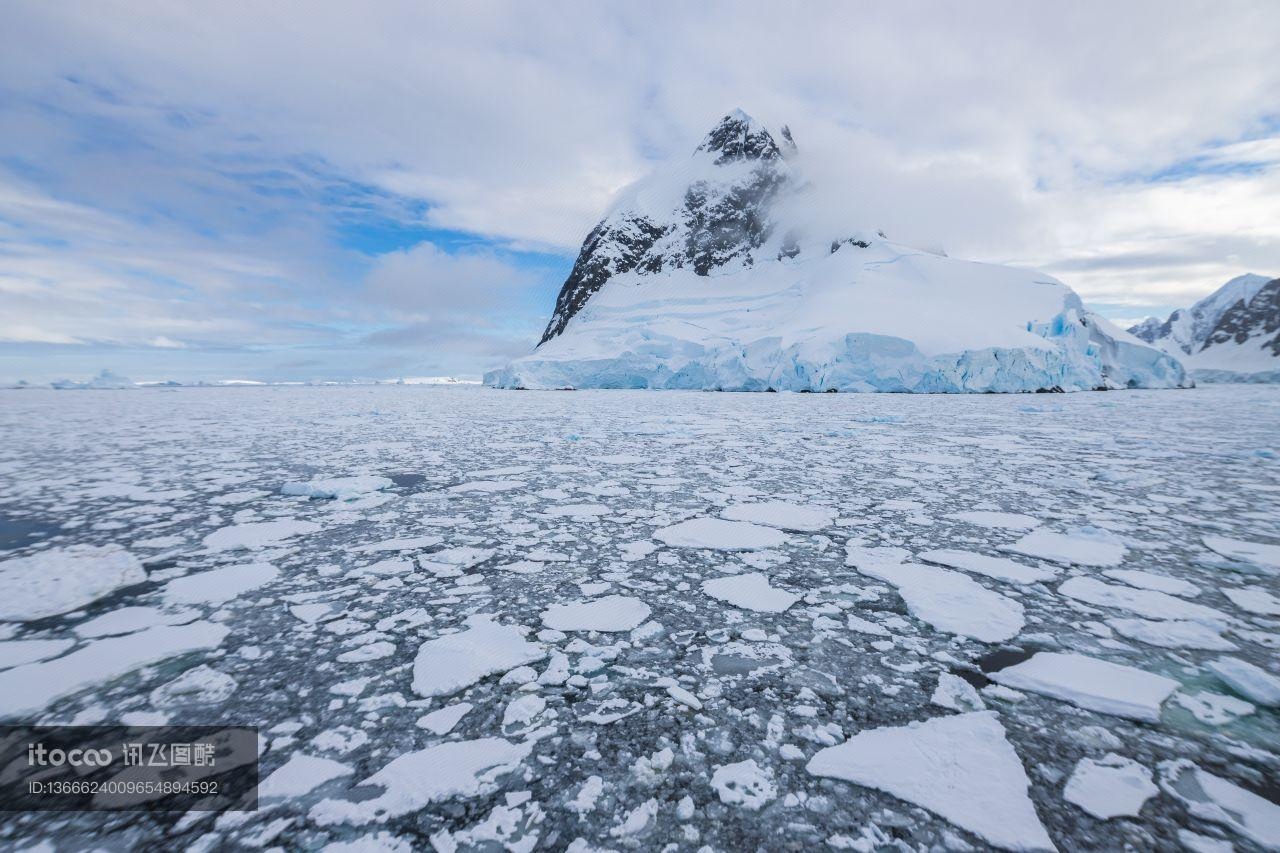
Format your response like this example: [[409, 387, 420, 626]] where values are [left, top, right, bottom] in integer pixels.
[[489, 111, 1187, 392], [1129, 274, 1280, 382]]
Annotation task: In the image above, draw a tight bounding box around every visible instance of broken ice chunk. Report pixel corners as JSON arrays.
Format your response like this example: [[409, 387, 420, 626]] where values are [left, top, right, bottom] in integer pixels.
[[807, 711, 1054, 851], [1063, 753, 1157, 820], [1001, 529, 1125, 567], [701, 572, 798, 613], [1205, 656, 1280, 706], [540, 595, 651, 632], [411, 616, 545, 698], [0, 545, 145, 621], [988, 651, 1178, 722], [654, 518, 788, 551]]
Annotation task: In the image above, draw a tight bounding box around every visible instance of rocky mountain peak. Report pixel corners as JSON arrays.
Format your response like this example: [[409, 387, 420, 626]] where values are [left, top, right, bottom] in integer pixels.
[[539, 110, 796, 344], [694, 110, 787, 164]]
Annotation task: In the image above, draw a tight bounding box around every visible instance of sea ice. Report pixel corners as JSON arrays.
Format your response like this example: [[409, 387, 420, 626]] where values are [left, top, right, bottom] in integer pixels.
[[710, 759, 776, 811], [720, 501, 836, 532], [310, 738, 532, 825], [416, 702, 473, 735], [654, 518, 788, 550], [988, 652, 1178, 722], [0, 545, 145, 621], [0, 622, 229, 718], [947, 511, 1040, 531], [1001, 529, 1126, 567], [1205, 656, 1280, 706], [1159, 760, 1280, 850], [411, 616, 545, 697], [917, 548, 1056, 585], [74, 606, 199, 637], [0, 638, 74, 669], [281, 476, 393, 501], [163, 562, 279, 605], [149, 664, 237, 707], [848, 548, 1024, 643], [202, 519, 320, 552], [1063, 753, 1157, 820], [1057, 577, 1227, 624], [1107, 618, 1236, 651], [931, 672, 985, 712], [1102, 570, 1199, 598], [541, 595, 651, 632], [1202, 536, 1280, 571], [701, 573, 798, 613], [1223, 586, 1280, 616], [806, 711, 1054, 851], [260, 753, 353, 800], [1171, 691, 1256, 725]]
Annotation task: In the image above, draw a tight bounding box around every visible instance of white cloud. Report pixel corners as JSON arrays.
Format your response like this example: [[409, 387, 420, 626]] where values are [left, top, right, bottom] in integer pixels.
[[0, 0, 1278, 379]]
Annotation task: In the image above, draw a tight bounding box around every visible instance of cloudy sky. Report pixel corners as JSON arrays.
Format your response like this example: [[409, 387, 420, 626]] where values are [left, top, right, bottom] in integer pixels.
[[2, 1, 1278, 383]]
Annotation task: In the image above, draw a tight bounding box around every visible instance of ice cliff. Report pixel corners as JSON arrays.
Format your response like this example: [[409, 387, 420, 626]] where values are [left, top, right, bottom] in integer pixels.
[[489, 111, 1188, 392]]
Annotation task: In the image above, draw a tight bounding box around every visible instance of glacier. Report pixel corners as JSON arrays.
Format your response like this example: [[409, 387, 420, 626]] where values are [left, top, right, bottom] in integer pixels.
[[489, 111, 1187, 393]]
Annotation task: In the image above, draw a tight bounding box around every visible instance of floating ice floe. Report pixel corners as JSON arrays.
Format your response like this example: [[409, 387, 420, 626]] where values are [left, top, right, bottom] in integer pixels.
[[541, 595, 651, 632], [1171, 690, 1256, 725], [449, 480, 526, 493], [416, 702, 473, 735], [0, 638, 74, 669], [947, 511, 1040, 531], [847, 547, 1023, 643], [310, 738, 532, 825], [0, 622, 229, 718], [1159, 759, 1280, 850], [1205, 656, 1280, 706], [1001, 529, 1126, 567], [260, 753, 353, 800], [988, 651, 1178, 722], [1107, 618, 1236, 651], [411, 616, 545, 697], [1202, 535, 1280, 571], [74, 605, 200, 637], [163, 562, 279, 605], [0, 545, 145, 621], [1102, 569, 1199, 598], [806, 711, 1054, 851], [281, 476, 393, 501], [719, 501, 836, 532], [1057, 577, 1227, 624], [419, 546, 495, 578], [701, 573, 798, 613], [931, 672, 985, 712], [202, 519, 321, 552], [1223, 585, 1280, 616], [1063, 753, 1157, 820], [917, 548, 1056, 585], [543, 503, 611, 519], [149, 664, 237, 708], [710, 759, 776, 810], [654, 518, 789, 551], [355, 536, 444, 553]]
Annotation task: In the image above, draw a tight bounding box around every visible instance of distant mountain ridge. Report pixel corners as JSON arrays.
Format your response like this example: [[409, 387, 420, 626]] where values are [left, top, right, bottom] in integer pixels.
[[490, 111, 1187, 393], [1129, 274, 1280, 382]]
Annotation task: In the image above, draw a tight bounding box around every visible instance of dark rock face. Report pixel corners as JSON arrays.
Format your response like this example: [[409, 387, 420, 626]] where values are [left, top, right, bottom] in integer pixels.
[[1129, 312, 1183, 347], [1202, 277, 1280, 356], [539, 112, 793, 345], [695, 111, 784, 164], [540, 215, 671, 344]]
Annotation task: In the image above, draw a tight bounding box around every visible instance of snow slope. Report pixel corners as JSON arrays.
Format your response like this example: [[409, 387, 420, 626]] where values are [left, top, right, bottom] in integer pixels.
[[489, 111, 1187, 393], [1129, 273, 1280, 382]]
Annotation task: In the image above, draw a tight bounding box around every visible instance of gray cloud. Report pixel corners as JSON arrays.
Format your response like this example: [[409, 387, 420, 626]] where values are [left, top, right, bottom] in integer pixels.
[[1, 0, 1279, 381]]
